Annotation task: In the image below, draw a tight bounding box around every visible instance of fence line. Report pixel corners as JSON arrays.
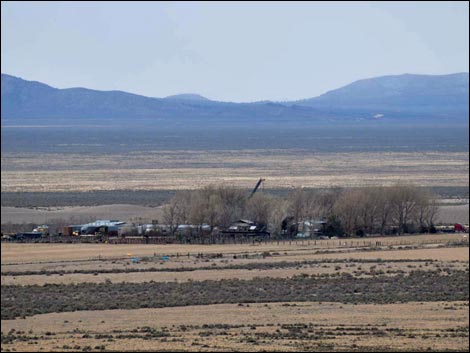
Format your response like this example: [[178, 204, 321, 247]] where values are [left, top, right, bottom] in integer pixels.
[[2, 235, 468, 249]]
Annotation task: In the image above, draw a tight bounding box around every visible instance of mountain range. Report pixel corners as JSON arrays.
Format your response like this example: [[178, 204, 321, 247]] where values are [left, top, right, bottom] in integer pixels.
[[1, 72, 468, 124]]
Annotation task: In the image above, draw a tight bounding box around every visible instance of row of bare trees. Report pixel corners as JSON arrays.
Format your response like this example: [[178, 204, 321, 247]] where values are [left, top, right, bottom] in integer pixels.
[[162, 184, 440, 237], [332, 185, 438, 236]]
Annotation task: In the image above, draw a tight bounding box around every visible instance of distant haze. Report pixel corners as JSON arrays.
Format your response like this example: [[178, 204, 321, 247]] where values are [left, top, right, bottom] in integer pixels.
[[1, 1, 469, 102], [2, 72, 468, 124]]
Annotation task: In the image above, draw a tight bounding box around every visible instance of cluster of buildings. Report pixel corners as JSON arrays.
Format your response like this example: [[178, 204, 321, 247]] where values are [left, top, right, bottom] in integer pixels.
[[61, 219, 232, 238], [57, 218, 327, 238], [4, 218, 468, 242], [64, 220, 126, 237], [62, 218, 327, 238]]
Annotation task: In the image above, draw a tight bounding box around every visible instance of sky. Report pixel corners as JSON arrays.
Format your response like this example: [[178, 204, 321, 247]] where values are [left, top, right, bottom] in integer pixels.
[[1, 1, 469, 102]]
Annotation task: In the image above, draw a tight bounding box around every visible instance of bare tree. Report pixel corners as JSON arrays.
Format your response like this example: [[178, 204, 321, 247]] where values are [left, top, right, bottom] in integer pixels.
[[416, 189, 439, 232], [215, 186, 246, 228], [245, 193, 273, 226], [186, 186, 224, 236], [317, 188, 343, 219], [425, 198, 439, 229], [301, 190, 318, 217], [334, 190, 362, 236], [376, 187, 394, 235], [188, 190, 208, 236], [357, 187, 383, 235], [389, 184, 421, 234], [163, 191, 190, 236], [268, 198, 289, 238], [287, 188, 307, 226]]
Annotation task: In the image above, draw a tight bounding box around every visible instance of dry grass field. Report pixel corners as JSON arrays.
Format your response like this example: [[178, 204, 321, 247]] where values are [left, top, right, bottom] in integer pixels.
[[2, 302, 468, 352], [0, 204, 164, 225], [2, 150, 469, 192], [1, 233, 466, 263], [437, 204, 470, 224], [1, 234, 469, 352]]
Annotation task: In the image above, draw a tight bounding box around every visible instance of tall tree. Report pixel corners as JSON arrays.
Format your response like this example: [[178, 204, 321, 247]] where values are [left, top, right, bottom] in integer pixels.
[[162, 191, 190, 237], [389, 184, 420, 234]]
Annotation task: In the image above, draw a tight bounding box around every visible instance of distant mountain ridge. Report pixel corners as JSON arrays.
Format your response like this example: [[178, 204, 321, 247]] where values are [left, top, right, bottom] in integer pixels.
[[293, 73, 469, 116], [164, 93, 210, 101], [1, 72, 468, 124]]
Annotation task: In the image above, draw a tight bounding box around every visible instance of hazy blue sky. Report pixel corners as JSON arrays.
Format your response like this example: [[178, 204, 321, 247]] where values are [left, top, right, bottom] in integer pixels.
[[2, 1, 469, 102]]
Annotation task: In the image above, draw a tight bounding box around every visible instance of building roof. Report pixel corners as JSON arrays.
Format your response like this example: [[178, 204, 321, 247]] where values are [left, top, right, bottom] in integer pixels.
[[82, 220, 126, 228], [235, 219, 255, 225]]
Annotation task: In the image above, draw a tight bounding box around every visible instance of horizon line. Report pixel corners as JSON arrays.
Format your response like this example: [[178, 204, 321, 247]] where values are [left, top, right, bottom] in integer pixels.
[[2, 71, 469, 104]]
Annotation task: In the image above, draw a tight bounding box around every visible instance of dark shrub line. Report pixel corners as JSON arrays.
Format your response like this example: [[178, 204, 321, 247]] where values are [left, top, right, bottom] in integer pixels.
[[2, 270, 468, 320]]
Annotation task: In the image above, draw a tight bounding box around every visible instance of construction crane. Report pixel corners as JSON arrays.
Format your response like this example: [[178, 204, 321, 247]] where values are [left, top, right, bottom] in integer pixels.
[[248, 178, 265, 199]]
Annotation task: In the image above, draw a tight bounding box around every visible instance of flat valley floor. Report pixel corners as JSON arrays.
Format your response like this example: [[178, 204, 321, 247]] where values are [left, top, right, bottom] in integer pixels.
[[2, 125, 469, 193], [2, 149, 469, 192], [1, 234, 469, 352]]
